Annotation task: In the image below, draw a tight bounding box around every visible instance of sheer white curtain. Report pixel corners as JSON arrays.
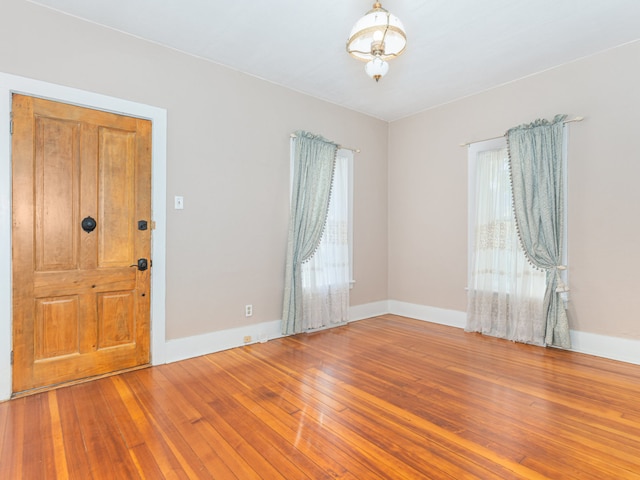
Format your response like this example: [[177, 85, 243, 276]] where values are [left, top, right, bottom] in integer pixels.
[[466, 145, 547, 344], [300, 150, 351, 329]]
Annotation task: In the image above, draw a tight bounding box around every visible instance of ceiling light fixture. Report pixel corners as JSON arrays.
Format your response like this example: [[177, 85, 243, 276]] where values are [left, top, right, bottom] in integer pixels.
[[346, 2, 407, 82]]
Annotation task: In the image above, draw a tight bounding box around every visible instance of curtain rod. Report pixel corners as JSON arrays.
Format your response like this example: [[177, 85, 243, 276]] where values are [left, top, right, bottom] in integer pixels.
[[459, 116, 584, 147], [290, 133, 360, 153]]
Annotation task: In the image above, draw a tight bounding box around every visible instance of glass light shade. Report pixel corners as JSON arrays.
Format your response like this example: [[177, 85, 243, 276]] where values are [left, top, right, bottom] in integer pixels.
[[346, 2, 407, 61], [365, 57, 389, 82]]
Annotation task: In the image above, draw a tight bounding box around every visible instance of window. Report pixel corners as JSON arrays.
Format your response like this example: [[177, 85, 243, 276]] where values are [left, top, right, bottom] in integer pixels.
[[290, 147, 353, 329], [467, 120, 569, 346], [468, 139, 545, 297], [467, 138, 547, 342]]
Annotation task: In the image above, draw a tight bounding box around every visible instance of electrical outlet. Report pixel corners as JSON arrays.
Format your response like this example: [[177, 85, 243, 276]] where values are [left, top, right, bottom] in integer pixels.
[[245, 304, 253, 317], [243, 335, 252, 343]]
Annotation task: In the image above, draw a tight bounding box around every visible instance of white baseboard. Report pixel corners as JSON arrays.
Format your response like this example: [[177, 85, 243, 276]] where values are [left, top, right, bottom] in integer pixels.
[[164, 301, 389, 364], [388, 300, 467, 328], [349, 300, 390, 322], [388, 300, 640, 366], [160, 300, 640, 369], [570, 330, 640, 366], [165, 319, 283, 363]]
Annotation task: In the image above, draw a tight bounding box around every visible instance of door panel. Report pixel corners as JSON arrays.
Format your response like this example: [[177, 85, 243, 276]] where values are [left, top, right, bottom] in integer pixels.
[[35, 116, 80, 271], [98, 127, 136, 267], [34, 296, 80, 359], [97, 291, 135, 348], [12, 94, 152, 394]]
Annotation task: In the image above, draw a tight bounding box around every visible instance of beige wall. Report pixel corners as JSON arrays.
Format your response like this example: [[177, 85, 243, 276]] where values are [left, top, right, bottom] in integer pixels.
[[1, 0, 389, 339], [389, 40, 640, 340], [4, 0, 639, 344]]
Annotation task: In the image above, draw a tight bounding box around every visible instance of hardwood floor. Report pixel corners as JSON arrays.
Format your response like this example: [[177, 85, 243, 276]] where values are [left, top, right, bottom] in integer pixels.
[[2, 314, 640, 479]]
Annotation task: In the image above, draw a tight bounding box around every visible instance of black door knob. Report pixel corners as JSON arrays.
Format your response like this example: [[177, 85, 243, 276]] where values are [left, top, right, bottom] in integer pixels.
[[81, 216, 96, 233]]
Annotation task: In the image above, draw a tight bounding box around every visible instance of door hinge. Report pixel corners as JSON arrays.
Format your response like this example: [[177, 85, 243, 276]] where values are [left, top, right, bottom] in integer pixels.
[[9, 112, 13, 135], [10, 350, 13, 365]]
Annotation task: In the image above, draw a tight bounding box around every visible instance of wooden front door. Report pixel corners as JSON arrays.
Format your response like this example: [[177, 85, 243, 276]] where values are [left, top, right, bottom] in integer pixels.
[[11, 94, 152, 394]]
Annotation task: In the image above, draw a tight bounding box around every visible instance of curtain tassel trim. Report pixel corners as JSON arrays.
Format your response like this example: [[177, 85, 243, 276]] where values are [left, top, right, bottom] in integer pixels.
[[555, 265, 570, 293]]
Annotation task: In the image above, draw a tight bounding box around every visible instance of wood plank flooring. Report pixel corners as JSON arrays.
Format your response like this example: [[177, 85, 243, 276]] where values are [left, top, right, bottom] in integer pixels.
[[2, 314, 640, 479]]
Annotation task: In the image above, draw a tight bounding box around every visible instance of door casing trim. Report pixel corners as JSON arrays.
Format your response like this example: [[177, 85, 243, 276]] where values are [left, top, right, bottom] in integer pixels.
[[0, 72, 167, 400]]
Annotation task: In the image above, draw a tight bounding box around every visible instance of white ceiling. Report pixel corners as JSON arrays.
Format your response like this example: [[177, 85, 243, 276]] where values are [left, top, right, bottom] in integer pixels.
[[29, 0, 640, 121]]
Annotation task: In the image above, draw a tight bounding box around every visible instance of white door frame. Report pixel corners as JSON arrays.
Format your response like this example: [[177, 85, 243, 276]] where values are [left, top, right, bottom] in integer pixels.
[[0, 72, 167, 400]]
